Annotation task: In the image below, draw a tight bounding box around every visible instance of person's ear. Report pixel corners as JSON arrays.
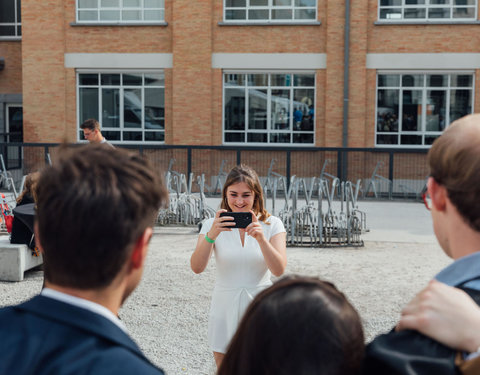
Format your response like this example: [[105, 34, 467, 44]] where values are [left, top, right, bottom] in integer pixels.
[[429, 177, 447, 212], [130, 227, 153, 270]]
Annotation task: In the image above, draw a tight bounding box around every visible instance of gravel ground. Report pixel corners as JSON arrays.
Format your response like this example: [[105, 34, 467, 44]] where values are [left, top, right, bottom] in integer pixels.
[[0, 224, 451, 375]]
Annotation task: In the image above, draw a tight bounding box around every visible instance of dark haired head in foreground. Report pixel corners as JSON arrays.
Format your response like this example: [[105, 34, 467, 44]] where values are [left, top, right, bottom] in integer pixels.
[[218, 275, 365, 375], [0, 144, 168, 375]]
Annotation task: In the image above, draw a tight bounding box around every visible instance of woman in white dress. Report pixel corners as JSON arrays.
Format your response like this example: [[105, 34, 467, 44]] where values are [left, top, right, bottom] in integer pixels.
[[190, 164, 287, 368]]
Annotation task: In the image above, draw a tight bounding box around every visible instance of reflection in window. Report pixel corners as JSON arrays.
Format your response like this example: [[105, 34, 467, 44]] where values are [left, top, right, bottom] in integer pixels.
[[78, 72, 165, 143], [378, 0, 477, 21], [376, 73, 473, 147], [224, 0, 317, 22], [224, 73, 315, 145]]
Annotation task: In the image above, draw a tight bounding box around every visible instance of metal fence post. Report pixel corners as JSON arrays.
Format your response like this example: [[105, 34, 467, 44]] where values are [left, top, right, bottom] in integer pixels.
[[286, 150, 291, 191], [389, 151, 394, 198], [237, 149, 241, 165]]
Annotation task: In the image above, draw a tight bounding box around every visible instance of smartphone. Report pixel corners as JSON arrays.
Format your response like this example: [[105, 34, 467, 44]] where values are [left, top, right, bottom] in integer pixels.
[[220, 212, 252, 228]]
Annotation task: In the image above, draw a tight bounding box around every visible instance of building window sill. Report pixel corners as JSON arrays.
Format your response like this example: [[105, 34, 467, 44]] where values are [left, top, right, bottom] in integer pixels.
[[0, 37, 21, 41], [70, 22, 168, 27], [218, 21, 321, 26], [375, 20, 480, 25]]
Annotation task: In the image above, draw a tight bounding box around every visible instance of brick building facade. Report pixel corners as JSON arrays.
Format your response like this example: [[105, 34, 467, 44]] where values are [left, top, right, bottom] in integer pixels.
[[0, 0, 479, 149]]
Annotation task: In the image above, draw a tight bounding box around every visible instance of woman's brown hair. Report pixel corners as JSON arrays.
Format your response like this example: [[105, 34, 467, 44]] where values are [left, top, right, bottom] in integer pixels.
[[221, 164, 270, 222]]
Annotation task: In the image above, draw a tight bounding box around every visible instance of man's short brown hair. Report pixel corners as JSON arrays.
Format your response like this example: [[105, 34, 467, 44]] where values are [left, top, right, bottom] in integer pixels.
[[80, 118, 100, 131], [36, 144, 168, 289], [428, 114, 480, 231]]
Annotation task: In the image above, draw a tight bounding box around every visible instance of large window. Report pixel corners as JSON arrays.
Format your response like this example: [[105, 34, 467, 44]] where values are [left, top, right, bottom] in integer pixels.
[[224, 0, 317, 22], [378, 0, 477, 21], [376, 72, 474, 147], [224, 72, 315, 145], [78, 72, 165, 143], [0, 0, 21, 37], [76, 0, 165, 23]]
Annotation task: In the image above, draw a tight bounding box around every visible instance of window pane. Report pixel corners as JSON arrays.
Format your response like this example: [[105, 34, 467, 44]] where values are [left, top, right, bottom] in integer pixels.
[[78, 10, 99, 21], [144, 9, 163, 20], [295, 9, 316, 19], [101, 0, 119, 7], [272, 89, 290, 130], [428, 7, 451, 17], [250, 0, 268, 5], [79, 74, 99, 86], [402, 74, 424, 87], [0, 0, 15, 22], [100, 10, 120, 20], [377, 134, 398, 145], [425, 135, 439, 145], [378, 74, 400, 87], [454, 0, 475, 4], [103, 131, 121, 141], [450, 89, 471, 123], [293, 133, 314, 143], [377, 89, 399, 132], [380, 0, 402, 5], [404, 8, 426, 18], [248, 9, 269, 19], [145, 88, 164, 130], [226, 0, 246, 6], [272, 9, 292, 19], [225, 133, 245, 142], [430, 0, 449, 4], [124, 89, 142, 128], [271, 74, 291, 86], [294, 89, 314, 131], [427, 75, 448, 87], [145, 73, 165, 86], [248, 89, 267, 130], [225, 88, 246, 130], [380, 9, 402, 19], [294, 74, 315, 87], [247, 133, 268, 143], [295, 0, 316, 6], [145, 132, 164, 141], [226, 9, 247, 19], [79, 0, 98, 8], [17, 0, 21, 22], [453, 7, 476, 17], [406, 0, 425, 4], [124, 0, 141, 6], [270, 133, 291, 143], [401, 135, 422, 145], [123, 10, 142, 20], [79, 88, 99, 125], [0, 26, 16, 36], [247, 74, 268, 86], [273, 0, 292, 5], [426, 90, 446, 131], [102, 88, 120, 128], [451, 74, 472, 87], [225, 74, 245, 86], [145, 0, 164, 6], [124, 132, 142, 141], [123, 73, 142, 85], [402, 90, 422, 132], [101, 74, 121, 85]]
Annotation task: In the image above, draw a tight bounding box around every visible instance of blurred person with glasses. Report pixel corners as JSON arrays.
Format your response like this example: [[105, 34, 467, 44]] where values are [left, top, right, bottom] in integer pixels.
[[364, 114, 480, 375]]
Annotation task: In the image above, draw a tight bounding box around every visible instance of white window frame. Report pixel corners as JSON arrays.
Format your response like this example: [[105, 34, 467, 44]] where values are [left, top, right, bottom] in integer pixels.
[[0, 0, 21, 38], [224, 0, 317, 23], [378, 0, 478, 22], [375, 70, 475, 148], [223, 71, 316, 146], [76, 0, 165, 24], [76, 70, 165, 144]]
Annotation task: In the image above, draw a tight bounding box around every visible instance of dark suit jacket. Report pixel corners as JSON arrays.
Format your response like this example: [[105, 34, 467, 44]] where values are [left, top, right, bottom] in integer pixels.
[[0, 295, 164, 375]]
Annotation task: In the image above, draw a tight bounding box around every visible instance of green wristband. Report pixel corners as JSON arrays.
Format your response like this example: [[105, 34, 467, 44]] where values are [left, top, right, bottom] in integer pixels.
[[205, 234, 215, 244]]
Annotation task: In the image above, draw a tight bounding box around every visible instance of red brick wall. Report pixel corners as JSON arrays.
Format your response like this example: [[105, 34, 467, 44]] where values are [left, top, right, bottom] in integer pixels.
[[0, 42, 22, 94]]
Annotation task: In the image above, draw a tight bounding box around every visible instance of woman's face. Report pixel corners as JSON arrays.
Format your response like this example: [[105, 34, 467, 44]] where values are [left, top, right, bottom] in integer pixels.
[[226, 182, 255, 212]]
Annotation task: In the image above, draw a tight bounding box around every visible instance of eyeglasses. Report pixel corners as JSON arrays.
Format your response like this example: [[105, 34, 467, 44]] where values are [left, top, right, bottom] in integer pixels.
[[422, 191, 432, 211], [83, 130, 95, 138]]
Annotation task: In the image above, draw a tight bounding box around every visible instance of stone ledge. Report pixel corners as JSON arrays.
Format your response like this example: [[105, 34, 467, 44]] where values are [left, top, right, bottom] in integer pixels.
[[0, 237, 43, 282]]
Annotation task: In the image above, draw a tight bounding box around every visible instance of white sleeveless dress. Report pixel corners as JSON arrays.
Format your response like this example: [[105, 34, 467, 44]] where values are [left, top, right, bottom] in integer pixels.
[[200, 215, 286, 353]]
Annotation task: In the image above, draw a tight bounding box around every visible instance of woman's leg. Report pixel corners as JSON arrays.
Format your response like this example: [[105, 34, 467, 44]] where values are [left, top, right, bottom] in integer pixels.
[[213, 352, 225, 368]]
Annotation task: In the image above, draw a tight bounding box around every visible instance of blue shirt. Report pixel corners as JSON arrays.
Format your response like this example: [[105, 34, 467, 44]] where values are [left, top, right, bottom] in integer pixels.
[[435, 251, 480, 290]]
